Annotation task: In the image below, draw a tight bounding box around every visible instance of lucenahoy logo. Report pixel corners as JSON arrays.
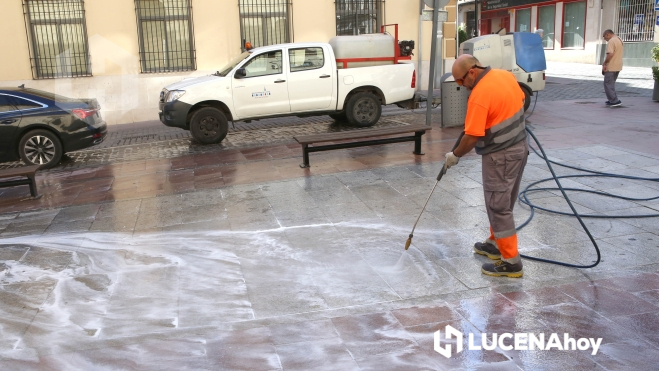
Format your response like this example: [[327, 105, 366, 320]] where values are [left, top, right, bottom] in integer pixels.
[[434, 325, 603, 358]]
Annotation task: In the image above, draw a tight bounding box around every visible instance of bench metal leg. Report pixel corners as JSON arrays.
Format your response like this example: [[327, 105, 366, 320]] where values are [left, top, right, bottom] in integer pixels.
[[413, 131, 425, 155], [300, 144, 310, 168], [27, 175, 40, 198]]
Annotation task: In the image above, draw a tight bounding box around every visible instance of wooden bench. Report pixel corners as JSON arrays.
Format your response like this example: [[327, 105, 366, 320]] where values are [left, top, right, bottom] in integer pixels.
[[294, 124, 432, 168], [0, 165, 41, 199]]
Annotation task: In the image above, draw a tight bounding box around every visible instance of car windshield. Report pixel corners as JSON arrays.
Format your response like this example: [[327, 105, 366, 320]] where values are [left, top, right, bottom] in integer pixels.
[[217, 51, 251, 77], [22, 88, 82, 103]]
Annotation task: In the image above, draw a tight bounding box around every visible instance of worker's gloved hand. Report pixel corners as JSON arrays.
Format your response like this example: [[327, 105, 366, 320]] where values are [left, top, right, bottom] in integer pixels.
[[445, 152, 460, 169]]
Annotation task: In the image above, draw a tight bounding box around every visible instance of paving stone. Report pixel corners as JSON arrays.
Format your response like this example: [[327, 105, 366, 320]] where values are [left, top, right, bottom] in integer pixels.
[[269, 319, 339, 346], [276, 337, 359, 371], [585, 339, 659, 370], [44, 220, 93, 234], [89, 216, 137, 232], [331, 312, 418, 359], [205, 327, 283, 370]]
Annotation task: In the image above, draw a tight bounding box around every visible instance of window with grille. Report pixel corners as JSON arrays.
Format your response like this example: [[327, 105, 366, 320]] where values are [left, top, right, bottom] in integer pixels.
[[616, 0, 655, 42], [239, 0, 291, 50], [23, 0, 92, 79], [336, 0, 382, 36], [135, 0, 196, 73]]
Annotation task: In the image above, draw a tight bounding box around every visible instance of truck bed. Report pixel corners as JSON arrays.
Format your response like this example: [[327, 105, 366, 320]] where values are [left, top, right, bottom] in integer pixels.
[[336, 62, 416, 110]]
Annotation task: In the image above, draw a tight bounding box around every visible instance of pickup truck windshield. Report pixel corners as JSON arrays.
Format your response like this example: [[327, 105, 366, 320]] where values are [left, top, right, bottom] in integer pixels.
[[217, 51, 251, 77]]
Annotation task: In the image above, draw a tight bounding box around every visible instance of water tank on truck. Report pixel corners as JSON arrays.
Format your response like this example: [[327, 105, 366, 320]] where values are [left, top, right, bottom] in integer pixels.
[[330, 34, 395, 68], [329, 25, 415, 69]]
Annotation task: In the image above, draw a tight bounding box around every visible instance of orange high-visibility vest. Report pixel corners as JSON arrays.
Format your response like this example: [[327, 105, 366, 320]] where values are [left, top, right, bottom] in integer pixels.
[[464, 68, 526, 155]]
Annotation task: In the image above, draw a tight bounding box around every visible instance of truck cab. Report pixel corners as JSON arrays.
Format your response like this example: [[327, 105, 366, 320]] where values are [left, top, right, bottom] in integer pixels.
[[159, 43, 338, 129]]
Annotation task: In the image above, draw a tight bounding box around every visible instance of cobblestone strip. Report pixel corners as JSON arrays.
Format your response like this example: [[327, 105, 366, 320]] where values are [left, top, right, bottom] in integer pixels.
[[95, 105, 415, 150], [539, 78, 651, 102], [539, 61, 654, 102], [0, 116, 425, 172]]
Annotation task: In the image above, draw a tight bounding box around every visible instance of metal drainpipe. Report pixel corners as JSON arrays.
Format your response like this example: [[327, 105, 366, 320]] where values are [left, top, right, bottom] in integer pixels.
[[417, 0, 424, 92], [456, 1, 460, 59]]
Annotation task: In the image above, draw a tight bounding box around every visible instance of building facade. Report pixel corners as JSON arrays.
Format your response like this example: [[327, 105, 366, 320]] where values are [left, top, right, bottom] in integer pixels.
[[469, 0, 659, 66], [1, 0, 460, 126]]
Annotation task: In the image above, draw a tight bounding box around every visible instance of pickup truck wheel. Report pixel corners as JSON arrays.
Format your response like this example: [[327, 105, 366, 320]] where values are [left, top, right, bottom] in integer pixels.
[[329, 112, 347, 122], [190, 107, 228, 144], [346, 92, 381, 127]]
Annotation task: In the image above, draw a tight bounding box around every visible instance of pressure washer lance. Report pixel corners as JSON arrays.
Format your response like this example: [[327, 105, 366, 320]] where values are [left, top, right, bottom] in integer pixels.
[[405, 132, 464, 250]]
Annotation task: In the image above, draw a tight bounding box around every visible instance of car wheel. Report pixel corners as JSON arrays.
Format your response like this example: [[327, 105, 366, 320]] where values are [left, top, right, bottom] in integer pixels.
[[18, 129, 63, 169], [329, 112, 347, 122], [521, 85, 532, 112], [346, 92, 382, 127], [189, 107, 229, 144]]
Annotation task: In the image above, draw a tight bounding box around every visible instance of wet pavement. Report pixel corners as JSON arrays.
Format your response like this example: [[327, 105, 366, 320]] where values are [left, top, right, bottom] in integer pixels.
[[1, 66, 659, 369]]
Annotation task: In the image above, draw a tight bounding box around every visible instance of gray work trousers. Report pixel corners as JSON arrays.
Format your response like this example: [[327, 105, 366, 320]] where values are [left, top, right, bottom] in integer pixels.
[[481, 139, 528, 263], [604, 71, 620, 103]]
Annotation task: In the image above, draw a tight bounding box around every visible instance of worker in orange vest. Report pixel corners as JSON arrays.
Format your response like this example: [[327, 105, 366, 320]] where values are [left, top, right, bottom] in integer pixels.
[[445, 54, 528, 278]]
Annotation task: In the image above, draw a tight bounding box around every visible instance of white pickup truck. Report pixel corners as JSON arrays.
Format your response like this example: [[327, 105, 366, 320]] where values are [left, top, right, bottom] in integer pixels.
[[159, 42, 416, 144]]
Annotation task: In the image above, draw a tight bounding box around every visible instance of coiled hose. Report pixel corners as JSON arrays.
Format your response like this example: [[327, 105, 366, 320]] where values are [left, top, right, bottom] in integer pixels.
[[518, 94, 659, 268]]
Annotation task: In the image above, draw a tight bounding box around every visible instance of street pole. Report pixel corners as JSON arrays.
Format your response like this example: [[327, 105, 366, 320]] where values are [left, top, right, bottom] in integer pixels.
[[425, 0, 440, 126]]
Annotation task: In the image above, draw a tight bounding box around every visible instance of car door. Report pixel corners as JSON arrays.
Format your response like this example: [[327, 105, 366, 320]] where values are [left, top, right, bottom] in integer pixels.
[[287, 46, 334, 112], [231, 50, 290, 119], [0, 94, 20, 159]]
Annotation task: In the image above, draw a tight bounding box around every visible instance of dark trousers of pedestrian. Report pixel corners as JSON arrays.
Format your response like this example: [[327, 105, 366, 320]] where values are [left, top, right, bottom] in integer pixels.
[[604, 71, 620, 102], [481, 139, 528, 264]]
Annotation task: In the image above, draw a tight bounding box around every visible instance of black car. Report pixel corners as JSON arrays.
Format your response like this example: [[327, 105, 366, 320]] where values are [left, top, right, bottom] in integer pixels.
[[0, 86, 107, 169]]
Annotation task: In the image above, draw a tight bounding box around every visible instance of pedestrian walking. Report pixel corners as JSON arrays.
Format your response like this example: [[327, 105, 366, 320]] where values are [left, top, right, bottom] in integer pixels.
[[534, 29, 544, 39], [602, 29, 624, 107], [445, 54, 528, 278], [534, 29, 545, 47]]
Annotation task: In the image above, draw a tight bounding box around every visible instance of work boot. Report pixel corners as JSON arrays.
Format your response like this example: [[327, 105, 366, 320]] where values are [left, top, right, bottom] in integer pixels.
[[481, 260, 524, 278], [473, 240, 501, 260]]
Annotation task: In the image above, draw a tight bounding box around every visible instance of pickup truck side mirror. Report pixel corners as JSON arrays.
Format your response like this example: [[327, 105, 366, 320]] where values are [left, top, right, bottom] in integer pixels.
[[234, 68, 246, 78]]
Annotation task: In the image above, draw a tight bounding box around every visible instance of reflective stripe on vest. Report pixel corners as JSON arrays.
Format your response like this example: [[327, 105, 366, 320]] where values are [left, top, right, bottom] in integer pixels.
[[475, 107, 526, 155]]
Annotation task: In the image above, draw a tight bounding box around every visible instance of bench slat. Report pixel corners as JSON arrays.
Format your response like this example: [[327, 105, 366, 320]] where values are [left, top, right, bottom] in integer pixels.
[[294, 124, 431, 145], [0, 165, 40, 179]]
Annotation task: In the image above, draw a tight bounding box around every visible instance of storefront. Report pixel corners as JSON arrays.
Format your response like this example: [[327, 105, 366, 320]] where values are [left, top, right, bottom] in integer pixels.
[[477, 0, 598, 63], [477, 0, 657, 66], [479, 9, 510, 35], [480, 0, 588, 49]]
